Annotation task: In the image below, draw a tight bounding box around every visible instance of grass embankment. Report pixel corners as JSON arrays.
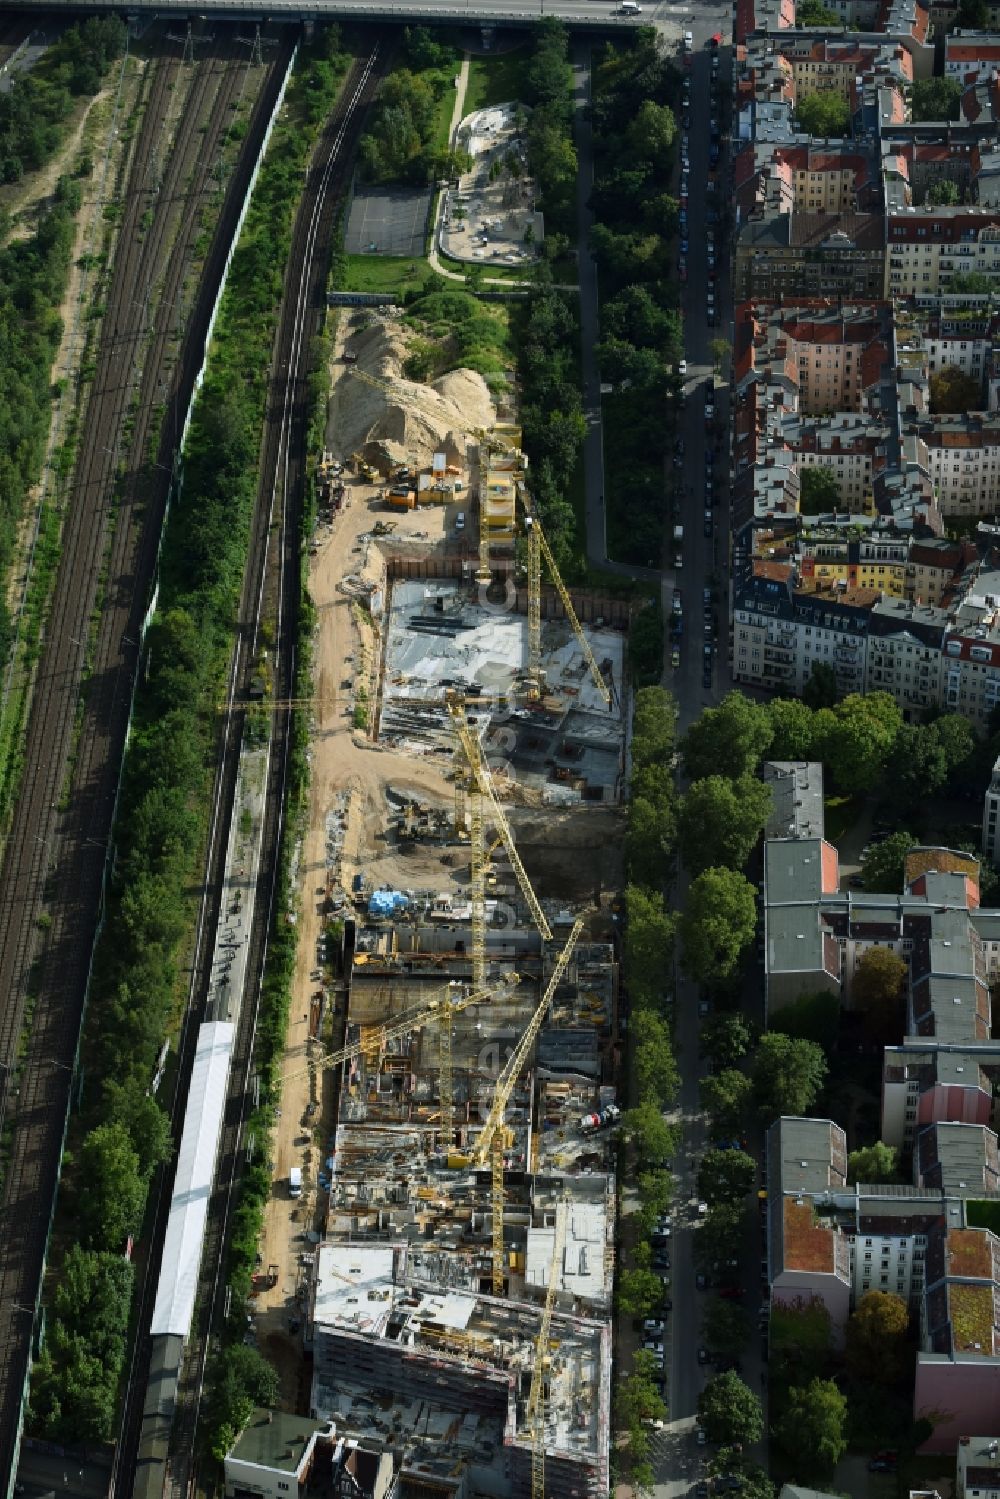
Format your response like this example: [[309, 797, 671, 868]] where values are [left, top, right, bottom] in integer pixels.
[[465, 47, 529, 113], [26, 27, 352, 1449]]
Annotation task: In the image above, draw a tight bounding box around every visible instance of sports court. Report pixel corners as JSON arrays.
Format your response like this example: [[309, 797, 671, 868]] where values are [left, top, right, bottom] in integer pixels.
[[344, 185, 433, 257]]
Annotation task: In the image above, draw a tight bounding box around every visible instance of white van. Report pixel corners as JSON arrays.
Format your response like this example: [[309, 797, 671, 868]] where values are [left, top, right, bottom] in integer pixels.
[[620, 2, 642, 13], [289, 1166, 302, 1198]]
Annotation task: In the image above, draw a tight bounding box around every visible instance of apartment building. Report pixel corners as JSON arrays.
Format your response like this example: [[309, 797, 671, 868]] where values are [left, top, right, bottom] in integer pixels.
[[763, 1117, 995, 1342], [736, 143, 878, 222], [916, 1225, 1000, 1450], [958, 1437, 1000, 1499], [865, 596, 946, 709], [798, 529, 909, 594], [733, 569, 874, 700], [790, 417, 889, 506], [941, 572, 1000, 726], [885, 211, 1000, 297], [983, 755, 1000, 868], [895, 295, 1000, 387], [883, 1046, 998, 1151], [734, 213, 886, 300], [945, 31, 1000, 82]]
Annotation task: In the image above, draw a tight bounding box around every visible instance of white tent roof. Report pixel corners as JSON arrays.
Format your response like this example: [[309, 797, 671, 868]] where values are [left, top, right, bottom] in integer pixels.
[[151, 1020, 234, 1338]]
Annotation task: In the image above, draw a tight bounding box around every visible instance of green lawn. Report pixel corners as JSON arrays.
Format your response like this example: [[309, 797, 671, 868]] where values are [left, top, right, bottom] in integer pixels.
[[342, 254, 429, 294], [466, 49, 529, 113], [430, 67, 461, 153]]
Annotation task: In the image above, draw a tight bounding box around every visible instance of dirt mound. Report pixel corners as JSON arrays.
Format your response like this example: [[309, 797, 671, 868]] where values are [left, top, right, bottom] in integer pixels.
[[329, 312, 495, 469]]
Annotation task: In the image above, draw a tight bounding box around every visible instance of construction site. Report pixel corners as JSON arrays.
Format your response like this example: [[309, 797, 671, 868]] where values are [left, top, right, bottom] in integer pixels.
[[250, 301, 627, 1499]]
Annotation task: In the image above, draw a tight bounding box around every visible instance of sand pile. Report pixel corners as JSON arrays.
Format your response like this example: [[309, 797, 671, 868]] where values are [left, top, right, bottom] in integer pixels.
[[329, 313, 496, 469]]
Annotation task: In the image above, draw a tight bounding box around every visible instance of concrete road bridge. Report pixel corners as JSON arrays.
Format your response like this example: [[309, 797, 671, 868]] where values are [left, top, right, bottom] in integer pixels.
[[8, 0, 647, 25]]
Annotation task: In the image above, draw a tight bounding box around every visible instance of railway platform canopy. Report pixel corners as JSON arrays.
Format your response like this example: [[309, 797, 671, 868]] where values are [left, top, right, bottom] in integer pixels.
[[151, 1021, 235, 1340], [9, 0, 644, 25]]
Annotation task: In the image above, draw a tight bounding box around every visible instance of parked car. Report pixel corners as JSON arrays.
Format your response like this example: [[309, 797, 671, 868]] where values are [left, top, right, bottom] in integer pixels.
[[671, 646, 681, 668], [696, 1272, 708, 1290], [697, 1347, 710, 1365]]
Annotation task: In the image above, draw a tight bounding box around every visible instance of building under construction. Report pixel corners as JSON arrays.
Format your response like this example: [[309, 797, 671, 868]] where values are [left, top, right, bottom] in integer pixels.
[[304, 889, 618, 1496]]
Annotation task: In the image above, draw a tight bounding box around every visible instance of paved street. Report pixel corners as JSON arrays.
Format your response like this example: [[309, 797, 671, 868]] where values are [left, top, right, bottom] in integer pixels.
[[648, 17, 770, 1499]]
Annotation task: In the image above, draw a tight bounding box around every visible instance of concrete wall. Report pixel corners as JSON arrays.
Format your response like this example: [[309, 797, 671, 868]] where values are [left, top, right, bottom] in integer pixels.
[[915, 1356, 1000, 1452]]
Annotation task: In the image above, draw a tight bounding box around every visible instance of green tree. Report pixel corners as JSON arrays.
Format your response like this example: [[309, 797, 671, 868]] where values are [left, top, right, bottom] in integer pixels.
[[698, 1370, 765, 1446], [773, 1378, 848, 1477], [847, 1140, 900, 1184], [948, 269, 994, 293], [846, 1290, 911, 1385], [625, 885, 676, 1002], [637, 1167, 673, 1231], [603, 284, 677, 350], [680, 868, 757, 983], [770, 988, 840, 1050], [694, 1202, 746, 1269], [625, 1099, 676, 1168], [701, 1069, 753, 1134], [703, 1297, 750, 1354], [629, 602, 665, 686], [796, 89, 851, 136], [619, 1266, 665, 1317], [711, 338, 732, 376], [822, 692, 903, 792], [616, 1351, 668, 1426], [861, 830, 915, 892], [911, 76, 963, 122], [797, 0, 843, 21], [633, 685, 677, 767], [75, 1121, 146, 1253], [678, 774, 773, 875], [799, 465, 841, 516], [203, 1344, 281, 1463], [103, 1078, 173, 1180], [883, 722, 949, 813], [633, 1008, 680, 1106], [932, 713, 977, 788], [852, 946, 907, 1044], [957, 0, 989, 22], [700, 1012, 755, 1067], [628, 98, 677, 158], [930, 363, 983, 413], [927, 179, 960, 205], [767, 697, 820, 760], [698, 1148, 756, 1206], [769, 1297, 833, 1384], [626, 794, 676, 886], [751, 1033, 827, 1120], [802, 662, 839, 710], [681, 693, 774, 781]]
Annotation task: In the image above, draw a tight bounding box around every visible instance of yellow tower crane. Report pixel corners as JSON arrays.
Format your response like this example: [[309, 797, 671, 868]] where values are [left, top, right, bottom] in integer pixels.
[[449, 919, 583, 1293], [288, 972, 520, 1146], [472, 425, 523, 584], [448, 698, 553, 950], [523, 510, 611, 709], [528, 1196, 569, 1499]]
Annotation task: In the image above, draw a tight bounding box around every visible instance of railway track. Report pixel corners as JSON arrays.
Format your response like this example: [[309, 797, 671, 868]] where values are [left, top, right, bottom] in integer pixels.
[[147, 41, 387, 1499], [0, 25, 294, 1479]]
